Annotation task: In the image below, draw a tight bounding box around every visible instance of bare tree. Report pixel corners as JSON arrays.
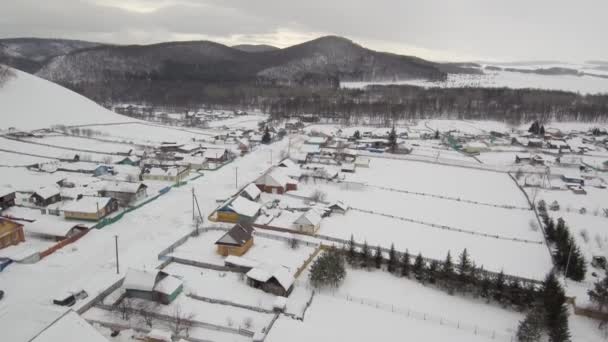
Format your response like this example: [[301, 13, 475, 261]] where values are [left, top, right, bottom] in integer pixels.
[[310, 189, 327, 203], [168, 305, 195, 337], [136, 301, 158, 328], [114, 297, 134, 321], [103, 156, 113, 164]]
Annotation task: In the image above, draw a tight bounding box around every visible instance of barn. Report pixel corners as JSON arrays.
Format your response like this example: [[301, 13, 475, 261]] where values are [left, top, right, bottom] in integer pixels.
[[0, 218, 25, 250]]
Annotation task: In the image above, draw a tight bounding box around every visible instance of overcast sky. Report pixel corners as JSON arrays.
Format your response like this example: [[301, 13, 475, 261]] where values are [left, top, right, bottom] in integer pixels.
[[1, 0, 606, 62]]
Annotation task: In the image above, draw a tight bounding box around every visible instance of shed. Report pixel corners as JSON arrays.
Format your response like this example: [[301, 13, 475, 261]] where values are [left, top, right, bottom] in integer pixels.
[[0, 189, 16, 210], [354, 156, 370, 168], [123, 268, 183, 305], [246, 266, 295, 296], [116, 156, 140, 166], [215, 223, 255, 256], [328, 201, 349, 214], [0, 218, 25, 250], [239, 183, 261, 202], [561, 174, 585, 186]]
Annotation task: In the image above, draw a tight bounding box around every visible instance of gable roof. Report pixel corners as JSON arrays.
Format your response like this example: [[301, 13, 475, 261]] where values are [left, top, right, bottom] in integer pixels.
[[26, 217, 87, 238], [329, 200, 349, 211], [31, 310, 109, 342], [255, 167, 295, 188], [0, 187, 16, 198], [102, 182, 147, 194], [216, 223, 254, 246], [294, 210, 322, 226], [227, 196, 261, 217], [246, 266, 295, 291], [62, 197, 114, 214], [32, 186, 61, 200], [123, 268, 159, 292], [240, 183, 261, 200]]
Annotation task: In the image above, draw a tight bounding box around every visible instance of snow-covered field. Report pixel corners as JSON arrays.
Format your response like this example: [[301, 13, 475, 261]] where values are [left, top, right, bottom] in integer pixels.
[[342, 69, 608, 94]]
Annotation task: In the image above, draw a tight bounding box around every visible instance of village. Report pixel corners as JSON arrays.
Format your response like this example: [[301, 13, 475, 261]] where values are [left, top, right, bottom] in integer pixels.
[[2, 105, 608, 342]]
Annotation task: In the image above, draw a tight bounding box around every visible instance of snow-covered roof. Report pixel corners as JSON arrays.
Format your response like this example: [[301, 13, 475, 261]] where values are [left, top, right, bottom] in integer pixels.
[[216, 223, 254, 246], [247, 266, 295, 291], [147, 166, 188, 177], [273, 296, 288, 310], [240, 183, 261, 200], [123, 268, 158, 292], [102, 181, 146, 194], [203, 148, 227, 159], [62, 197, 113, 214], [146, 329, 172, 342], [32, 186, 60, 200], [228, 196, 261, 217], [306, 136, 327, 145], [154, 275, 183, 296], [355, 156, 370, 165], [0, 187, 15, 198], [31, 311, 109, 342], [26, 217, 87, 237], [329, 200, 349, 211], [256, 167, 294, 188], [279, 158, 298, 169], [294, 210, 322, 226], [300, 144, 321, 154], [341, 163, 355, 171]]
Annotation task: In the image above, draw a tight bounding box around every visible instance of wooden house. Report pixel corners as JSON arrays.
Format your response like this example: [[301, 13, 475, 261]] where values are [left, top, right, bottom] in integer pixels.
[[0, 189, 16, 210], [63, 196, 118, 221], [293, 210, 322, 234], [142, 166, 190, 183], [255, 168, 298, 194], [123, 268, 183, 305], [98, 182, 147, 206], [216, 196, 261, 223], [30, 186, 62, 207], [215, 223, 254, 256], [246, 266, 295, 296], [0, 218, 25, 250]]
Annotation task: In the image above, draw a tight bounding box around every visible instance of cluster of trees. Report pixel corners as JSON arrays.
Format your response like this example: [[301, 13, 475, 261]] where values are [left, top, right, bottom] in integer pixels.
[[0, 65, 16, 88], [344, 236, 539, 310], [516, 273, 571, 342], [538, 201, 587, 281], [588, 271, 608, 326], [261, 126, 272, 144], [528, 120, 546, 135], [309, 247, 346, 288]]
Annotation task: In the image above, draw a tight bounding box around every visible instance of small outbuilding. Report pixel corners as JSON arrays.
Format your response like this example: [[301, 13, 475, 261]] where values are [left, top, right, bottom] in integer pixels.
[[328, 201, 349, 214], [26, 218, 88, 241], [63, 196, 118, 221], [293, 209, 322, 234], [30, 186, 62, 207], [123, 268, 183, 305], [98, 182, 148, 206], [215, 223, 255, 256], [239, 183, 261, 202], [0, 189, 16, 210], [0, 218, 25, 250], [246, 266, 295, 296]]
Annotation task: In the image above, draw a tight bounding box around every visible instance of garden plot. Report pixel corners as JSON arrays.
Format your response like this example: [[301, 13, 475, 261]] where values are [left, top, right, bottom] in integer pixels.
[[207, 114, 268, 130], [0, 137, 121, 162], [299, 182, 541, 242], [319, 210, 551, 280], [343, 157, 529, 207], [162, 263, 279, 310], [0, 151, 51, 166], [170, 229, 317, 272], [408, 146, 478, 164], [477, 151, 521, 166], [533, 187, 608, 215], [266, 294, 497, 342], [83, 123, 216, 145], [27, 135, 140, 154], [0, 167, 65, 191]]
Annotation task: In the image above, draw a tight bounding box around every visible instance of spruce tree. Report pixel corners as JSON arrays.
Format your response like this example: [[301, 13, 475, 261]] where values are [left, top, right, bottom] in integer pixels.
[[262, 126, 271, 144], [346, 234, 357, 266], [388, 125, 397, 153], [441, 251, 455, 285], [374, 245, 383, 269], [387, 243, 397, 273], [588, 271, 608, 312], [517, 308, 543, 342], [353, 130, 361, 140], [480, 273, 491, 300], [493, 270, 506, 302], [508, 279, 523, 308], [360, 240, 371, 269], [457, 248, 472, 284], [537, 200, 547, 214], [428, 260, 439, 284], [545, 218, 556, 242], [542, 273, 571, 342], [413, 253, 426, 282], [566, 244, 586, 281], [401, 250, 410, 277]]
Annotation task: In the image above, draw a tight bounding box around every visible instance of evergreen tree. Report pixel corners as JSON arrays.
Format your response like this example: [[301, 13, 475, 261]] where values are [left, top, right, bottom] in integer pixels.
[[309, 247, 346, 288], [508, 279, 523, 308], [539, 125, 546, 136], [428, 260, 439, 284], [434, 130, 440, 139], [353, 130, 361, 140], [388, 125, 397, 153], [262, 126, 271, 144], [401, 250, 410, 277], [441, 251, 455, 285], [523, 282, 538, 309], [545, 218, 556, 242], [588, 271, 608, 312], [387, 243, 397, 273], [346, 234, 357, 265], [457, 248, 472, 284], [517, 308, 543, 342], [528, 121, 540, 135], [480, 273, 492, 300], [360, 240, 371, 269], [542, 273, 571, 342], [493, 270, 506, 302], [413, 253, 426, 281], [537, 200, 547, 214], [374, 245, 383, 269], [566, 244, 586, 281]]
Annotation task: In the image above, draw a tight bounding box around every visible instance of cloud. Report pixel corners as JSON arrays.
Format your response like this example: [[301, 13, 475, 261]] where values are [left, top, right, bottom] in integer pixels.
[[1, 0, 606, 62]]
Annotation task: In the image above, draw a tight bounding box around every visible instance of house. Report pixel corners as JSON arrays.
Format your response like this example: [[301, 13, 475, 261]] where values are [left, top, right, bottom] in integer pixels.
[[98, 182, 148, 206], [215, 223, 255, 256], [328, 201, 349, 214], [305, 136, 328, 146], [278, 158, 302, 179], [239, 183, 261, 202], [30, 186, 62, 207], [561, 174, 585, 186], [246, 266, 295, 296], [31, 310, 109, 342], [179, 155, 208, 170], [142, 166, 190, 183], [255, 168, 298, 194], [123, 268, 183, 305], [26, 218, 88, 241], [176, 143, 202, 154], [547, 140, 571, 151], [237, 138, 251, 154], [216, 196, 261, 223], [116, 156, 140, 166], [158, 142, 183, 153], [527, 138, 543, 148], [0, 218, 25, 250], [0, 189, 16, 210], [340, 163, 356, 173], [293, 209, 322, 234], [203, 148, 229, 163], [63, 196, 119, 221], [515, 154, 531, 164]]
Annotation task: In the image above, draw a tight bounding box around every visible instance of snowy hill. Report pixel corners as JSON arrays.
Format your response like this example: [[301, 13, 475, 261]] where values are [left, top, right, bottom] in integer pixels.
[[0, 67, 133, 130]]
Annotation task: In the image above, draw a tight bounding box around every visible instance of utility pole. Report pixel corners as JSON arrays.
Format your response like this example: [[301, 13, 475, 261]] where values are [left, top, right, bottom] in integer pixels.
[[235, 167, 238, 189], [114, 235, 120, 274]]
